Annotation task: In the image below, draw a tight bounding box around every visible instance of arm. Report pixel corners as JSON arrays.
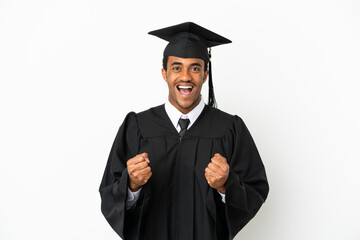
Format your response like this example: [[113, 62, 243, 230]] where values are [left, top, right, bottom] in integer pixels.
[[205, 153, 229, 203], [217, 191, 226, 203], [222, 116, 269, 238], [99, 112, 143, 239], [126, 187, 142, 209]]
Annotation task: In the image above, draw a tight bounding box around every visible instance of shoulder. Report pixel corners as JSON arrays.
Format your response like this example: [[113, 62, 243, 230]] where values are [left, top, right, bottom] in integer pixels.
[[210, 107, 249, 135], [205, 105, 234, 121], [130, 104, 175, 138], [136, 104, 165, 119], [207, 106, 246, 126], [121, 105, 165, 123], [187, 105, 242, 138]]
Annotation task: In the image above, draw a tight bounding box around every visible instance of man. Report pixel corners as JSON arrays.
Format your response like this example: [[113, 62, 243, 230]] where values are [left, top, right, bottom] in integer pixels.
[[99, 22, 269, 240]]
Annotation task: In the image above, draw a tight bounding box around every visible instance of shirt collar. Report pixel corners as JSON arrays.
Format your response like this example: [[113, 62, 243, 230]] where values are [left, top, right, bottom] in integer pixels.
[[164, 97, 205, 130]]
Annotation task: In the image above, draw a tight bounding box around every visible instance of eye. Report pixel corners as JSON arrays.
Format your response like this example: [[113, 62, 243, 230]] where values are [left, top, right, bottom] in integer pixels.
[[191, 67, 201, 72], [172, 66, 181, 72]]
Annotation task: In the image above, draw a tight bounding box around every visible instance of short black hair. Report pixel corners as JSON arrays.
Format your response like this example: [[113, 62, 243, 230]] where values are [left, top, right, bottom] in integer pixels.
[[162, 56, 208, 72]]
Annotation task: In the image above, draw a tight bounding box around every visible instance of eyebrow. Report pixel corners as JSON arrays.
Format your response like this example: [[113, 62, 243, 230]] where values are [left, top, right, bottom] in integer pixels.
[[190, 63, 202, 67], [171, 62, 183, 66], [170, 62, 202, 67]]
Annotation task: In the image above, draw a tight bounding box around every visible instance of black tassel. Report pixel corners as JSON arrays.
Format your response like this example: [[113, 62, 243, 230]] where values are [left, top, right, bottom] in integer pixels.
[[208, 48, 217, 108]]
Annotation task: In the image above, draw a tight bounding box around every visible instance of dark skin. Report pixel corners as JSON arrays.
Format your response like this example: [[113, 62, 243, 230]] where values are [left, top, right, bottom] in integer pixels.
[[127, 153, 152, 192], [127, 56, 229, 194], [161, 56, 208, 114]]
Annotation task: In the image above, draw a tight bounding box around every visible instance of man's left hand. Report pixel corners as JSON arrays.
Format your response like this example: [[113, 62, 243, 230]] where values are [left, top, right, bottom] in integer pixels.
[[205, 153, 229, 194]]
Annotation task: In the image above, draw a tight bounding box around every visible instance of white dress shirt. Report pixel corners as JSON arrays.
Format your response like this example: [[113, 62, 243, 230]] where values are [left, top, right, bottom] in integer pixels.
[[126, 98, 225, 209], [164, 97, 205, 132]]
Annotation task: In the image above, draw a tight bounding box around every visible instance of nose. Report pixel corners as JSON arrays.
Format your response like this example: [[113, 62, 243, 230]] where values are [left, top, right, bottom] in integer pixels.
[[179, 69, 192, 81]]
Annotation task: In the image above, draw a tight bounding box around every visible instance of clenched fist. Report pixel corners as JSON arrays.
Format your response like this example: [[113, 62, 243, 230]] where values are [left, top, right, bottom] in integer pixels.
[[205, 153, 229, 194], [127, 153, 152, 192]]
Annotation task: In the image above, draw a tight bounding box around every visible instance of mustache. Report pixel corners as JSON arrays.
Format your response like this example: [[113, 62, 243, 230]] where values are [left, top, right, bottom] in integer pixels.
[[173, 80, 196, 87]]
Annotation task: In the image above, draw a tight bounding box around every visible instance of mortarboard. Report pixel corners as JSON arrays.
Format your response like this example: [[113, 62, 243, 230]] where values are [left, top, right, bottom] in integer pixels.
[[148, 22, 231, 108]]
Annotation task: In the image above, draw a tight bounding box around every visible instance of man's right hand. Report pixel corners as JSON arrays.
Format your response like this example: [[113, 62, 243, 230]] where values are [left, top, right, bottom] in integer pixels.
[[127, 153, 152, 192]]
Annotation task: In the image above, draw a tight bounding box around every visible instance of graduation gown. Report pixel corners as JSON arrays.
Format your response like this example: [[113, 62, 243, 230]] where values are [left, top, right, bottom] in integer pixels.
[[99, 104, 269, 240]]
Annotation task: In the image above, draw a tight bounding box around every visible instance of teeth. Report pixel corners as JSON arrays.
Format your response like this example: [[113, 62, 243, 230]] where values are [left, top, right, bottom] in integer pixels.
[[178, 86, 193, 89]]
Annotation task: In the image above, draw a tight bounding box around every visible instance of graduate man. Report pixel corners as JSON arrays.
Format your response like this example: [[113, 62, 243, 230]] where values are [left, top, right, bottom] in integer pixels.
[[99, 22, 269, 240]]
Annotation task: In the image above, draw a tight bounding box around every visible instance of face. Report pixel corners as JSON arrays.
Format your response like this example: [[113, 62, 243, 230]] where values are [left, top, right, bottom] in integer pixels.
[[162, 56, 209, 114]]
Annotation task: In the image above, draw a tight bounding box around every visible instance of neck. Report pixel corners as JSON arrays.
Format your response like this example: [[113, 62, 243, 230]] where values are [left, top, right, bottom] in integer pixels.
[[169, 96, 201, 114]]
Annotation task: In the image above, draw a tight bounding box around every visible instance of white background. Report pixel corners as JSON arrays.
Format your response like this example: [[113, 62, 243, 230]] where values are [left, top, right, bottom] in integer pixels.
[[1, 0, 359, 239]]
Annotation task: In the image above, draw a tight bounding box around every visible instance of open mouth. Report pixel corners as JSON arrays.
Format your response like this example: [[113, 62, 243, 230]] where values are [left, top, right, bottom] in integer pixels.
[[177, 85, 193, 96]]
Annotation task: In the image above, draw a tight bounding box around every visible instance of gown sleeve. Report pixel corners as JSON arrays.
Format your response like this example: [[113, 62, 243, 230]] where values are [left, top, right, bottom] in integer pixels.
[[99, 112, 142, 239], [222, 116, 269, 238]]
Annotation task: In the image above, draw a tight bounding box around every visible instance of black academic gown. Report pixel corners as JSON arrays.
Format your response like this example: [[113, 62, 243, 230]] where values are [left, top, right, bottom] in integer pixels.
[[99, 104, 269, 240]]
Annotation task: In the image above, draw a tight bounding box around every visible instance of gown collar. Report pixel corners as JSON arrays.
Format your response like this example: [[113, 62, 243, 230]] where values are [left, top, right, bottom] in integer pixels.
[[164, 97, 205, 132]]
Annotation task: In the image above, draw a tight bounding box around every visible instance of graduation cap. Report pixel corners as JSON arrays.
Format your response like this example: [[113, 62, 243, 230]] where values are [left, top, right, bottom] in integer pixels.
[[148, 22, 231, 108]]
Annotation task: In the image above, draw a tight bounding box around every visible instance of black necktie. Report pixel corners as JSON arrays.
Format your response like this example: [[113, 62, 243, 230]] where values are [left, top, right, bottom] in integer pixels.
[[178, 118, 190, 139]]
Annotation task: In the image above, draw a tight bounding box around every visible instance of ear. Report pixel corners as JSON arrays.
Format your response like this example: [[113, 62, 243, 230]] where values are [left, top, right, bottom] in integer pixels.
[[203, 69, 209, 83], [161, 68, 167, 82]]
